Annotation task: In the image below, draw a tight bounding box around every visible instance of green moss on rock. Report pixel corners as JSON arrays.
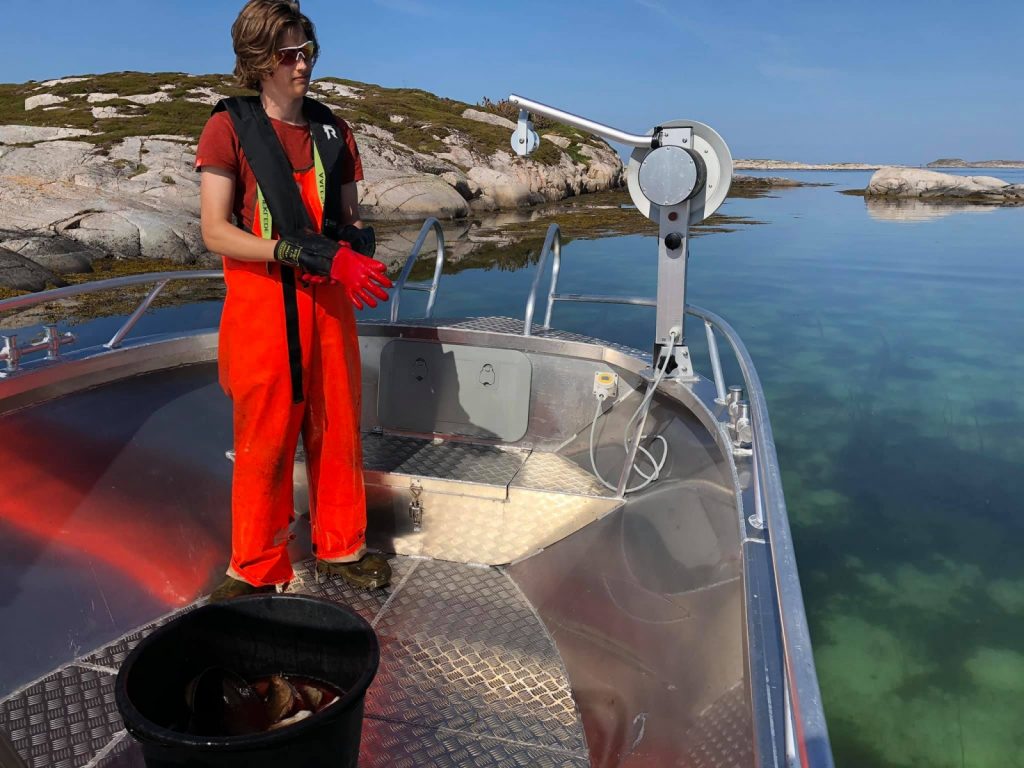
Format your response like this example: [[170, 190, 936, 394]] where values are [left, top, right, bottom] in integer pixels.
[[2, 72, 614, 171]]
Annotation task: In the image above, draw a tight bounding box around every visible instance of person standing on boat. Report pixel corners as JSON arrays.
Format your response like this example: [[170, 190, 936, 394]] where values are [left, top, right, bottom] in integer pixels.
[[196, 0, 393, 601]]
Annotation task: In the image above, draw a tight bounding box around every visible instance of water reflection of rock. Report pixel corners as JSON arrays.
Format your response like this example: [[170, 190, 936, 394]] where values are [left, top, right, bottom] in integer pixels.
[[375, 189, 759, 280], [865, 196, 1001, 223], [375, 206, 567, 279]]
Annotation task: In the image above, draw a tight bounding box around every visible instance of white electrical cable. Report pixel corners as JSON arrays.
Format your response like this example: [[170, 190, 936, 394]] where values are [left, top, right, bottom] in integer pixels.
[[590, 332, 676, 494]]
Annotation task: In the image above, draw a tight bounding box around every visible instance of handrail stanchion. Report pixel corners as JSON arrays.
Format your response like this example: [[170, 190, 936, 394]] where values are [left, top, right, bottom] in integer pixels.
[[750, 423, 765, 530], [543, 232, 562, 329], [424, 227, 447, 318], [105, 279, 169, 349], [523, 224, 561, 336], [704, 320, 727, 405], [524, 226, 656, 336], [390, 218, 446, 322], [784, 682, 798, 767], [0, 335, 19, 374]]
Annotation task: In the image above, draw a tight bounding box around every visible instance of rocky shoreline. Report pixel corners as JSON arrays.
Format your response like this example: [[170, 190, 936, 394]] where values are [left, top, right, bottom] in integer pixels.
[[2, 71, 928, 299], [0, 72, 632, 294]]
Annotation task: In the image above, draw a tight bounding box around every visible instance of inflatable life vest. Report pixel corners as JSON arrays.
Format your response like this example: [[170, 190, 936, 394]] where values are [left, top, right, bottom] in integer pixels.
[[212, 96, 352, 403]]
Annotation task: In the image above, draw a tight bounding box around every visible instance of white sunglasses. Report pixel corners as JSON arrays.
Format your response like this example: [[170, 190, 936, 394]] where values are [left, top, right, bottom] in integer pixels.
[[277, 41, 317, 65]]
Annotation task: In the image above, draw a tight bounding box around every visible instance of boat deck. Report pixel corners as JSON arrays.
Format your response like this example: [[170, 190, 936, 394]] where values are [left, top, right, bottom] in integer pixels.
[[0, 329, 756, 767], [1, 550, 751, 768], [0, 554, 592, 767]]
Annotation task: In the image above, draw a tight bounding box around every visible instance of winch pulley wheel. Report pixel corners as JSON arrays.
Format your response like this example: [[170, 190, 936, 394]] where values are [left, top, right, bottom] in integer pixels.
[[507, 93, 733, 374]]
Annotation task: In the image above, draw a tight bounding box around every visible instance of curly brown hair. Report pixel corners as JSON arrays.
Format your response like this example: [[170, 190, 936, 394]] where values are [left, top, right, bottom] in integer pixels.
[[231, 0, 318, 91]]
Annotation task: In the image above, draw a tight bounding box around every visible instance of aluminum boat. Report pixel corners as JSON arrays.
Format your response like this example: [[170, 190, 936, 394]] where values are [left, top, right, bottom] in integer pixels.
[[0, 97, 833, 767]]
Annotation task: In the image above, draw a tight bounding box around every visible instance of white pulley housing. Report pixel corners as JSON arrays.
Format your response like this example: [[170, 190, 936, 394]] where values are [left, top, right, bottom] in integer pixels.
[[511, 110, 540, 157], [626, 119, 733, 225]]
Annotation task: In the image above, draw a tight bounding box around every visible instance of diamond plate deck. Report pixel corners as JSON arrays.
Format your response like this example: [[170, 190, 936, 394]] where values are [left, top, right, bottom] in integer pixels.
[[362, 433, 527, 487], [355, 434, 621, 563], [360, 717, 589, 768], [307, 430, 613, 500], [93, 732, 141, 768], [511, 451, 613, 497], [366, 489, 617, 564], [368, 559, 584, 752], [0, 666, 120, 768], [684, 682, 754, 768], [3, 555, 588, 767]]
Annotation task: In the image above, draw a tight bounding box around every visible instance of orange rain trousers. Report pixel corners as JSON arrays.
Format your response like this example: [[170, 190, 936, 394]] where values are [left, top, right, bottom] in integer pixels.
[[219, 169, 366, 587]]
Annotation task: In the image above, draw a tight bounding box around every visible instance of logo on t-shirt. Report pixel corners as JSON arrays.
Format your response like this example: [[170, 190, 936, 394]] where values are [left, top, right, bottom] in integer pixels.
[[323, 125, 338, 141]]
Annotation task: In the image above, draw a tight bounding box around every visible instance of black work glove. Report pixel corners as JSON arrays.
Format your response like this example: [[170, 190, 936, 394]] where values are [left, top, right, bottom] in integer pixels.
[[273, 231, 393, 308], [339, 224, 376, 258], [273, 232, 340, 277]]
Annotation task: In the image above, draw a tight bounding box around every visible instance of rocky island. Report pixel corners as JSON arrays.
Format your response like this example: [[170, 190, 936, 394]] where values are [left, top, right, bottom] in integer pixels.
[[860, 166, 1024, 202], [926, 158, 1024, 169]]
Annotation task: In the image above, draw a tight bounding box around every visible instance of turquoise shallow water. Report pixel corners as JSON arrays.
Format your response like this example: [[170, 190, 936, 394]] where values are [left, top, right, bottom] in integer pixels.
[[694, 174, 1024, 768], [5, 173, 1023, 767]]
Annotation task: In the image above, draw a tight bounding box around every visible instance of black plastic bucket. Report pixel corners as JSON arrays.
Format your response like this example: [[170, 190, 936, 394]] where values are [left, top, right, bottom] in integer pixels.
[[114, 594, 379, 768]]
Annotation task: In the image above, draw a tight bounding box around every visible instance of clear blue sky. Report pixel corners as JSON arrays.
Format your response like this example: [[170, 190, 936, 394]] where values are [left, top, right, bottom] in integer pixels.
[[2, 0, 1020, 164]]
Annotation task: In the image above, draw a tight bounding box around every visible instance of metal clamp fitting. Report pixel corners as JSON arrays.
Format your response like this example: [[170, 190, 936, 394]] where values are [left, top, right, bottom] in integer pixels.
[[1, 335, 19, 375]]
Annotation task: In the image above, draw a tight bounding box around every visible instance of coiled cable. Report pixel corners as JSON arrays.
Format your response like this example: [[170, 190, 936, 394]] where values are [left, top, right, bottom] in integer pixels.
[[589, 332, 676, 494]]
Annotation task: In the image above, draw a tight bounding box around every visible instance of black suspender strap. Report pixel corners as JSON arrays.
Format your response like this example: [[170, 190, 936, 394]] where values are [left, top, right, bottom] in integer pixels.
[[279, 265, 304, 402]]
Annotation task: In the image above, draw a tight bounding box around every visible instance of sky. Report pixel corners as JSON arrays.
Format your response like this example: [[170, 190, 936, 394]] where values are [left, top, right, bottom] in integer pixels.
[[1, 0, 1021, 165]]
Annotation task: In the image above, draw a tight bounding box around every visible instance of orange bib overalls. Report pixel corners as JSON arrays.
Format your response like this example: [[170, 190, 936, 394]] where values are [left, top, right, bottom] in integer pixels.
[[220, 144, 366, 587]]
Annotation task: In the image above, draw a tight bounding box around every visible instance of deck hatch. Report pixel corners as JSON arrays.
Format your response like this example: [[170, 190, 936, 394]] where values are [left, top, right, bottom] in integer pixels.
[[377, 340, 532, 441]]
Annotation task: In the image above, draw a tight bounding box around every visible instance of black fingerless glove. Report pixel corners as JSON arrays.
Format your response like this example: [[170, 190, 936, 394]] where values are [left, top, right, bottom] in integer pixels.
[[273, 232, 340, 277], [339, 224, 376, 258]]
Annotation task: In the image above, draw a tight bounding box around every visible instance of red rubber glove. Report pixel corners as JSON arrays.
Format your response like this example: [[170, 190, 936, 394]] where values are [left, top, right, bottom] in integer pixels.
[[328, 243, 393, 309], [275, 234, 391, 306], [298, 271, 332, 286]]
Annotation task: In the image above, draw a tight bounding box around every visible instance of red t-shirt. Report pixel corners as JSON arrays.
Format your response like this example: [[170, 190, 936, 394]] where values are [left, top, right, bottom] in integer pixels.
[[195, 109, 363, 232]]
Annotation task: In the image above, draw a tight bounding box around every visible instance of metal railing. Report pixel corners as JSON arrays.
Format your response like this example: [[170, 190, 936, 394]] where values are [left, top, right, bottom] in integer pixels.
[[0, 271, 222, 375], [523, 223, 655, 337], [389, 218, 447, 322], [687, 304, 834, 768]]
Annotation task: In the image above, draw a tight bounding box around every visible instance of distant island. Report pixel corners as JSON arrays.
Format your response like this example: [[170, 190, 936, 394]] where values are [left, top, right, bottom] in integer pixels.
[[926, 159, 1024, 169], [737, 159, 1024, 171], [735, 159, 881, 171]]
